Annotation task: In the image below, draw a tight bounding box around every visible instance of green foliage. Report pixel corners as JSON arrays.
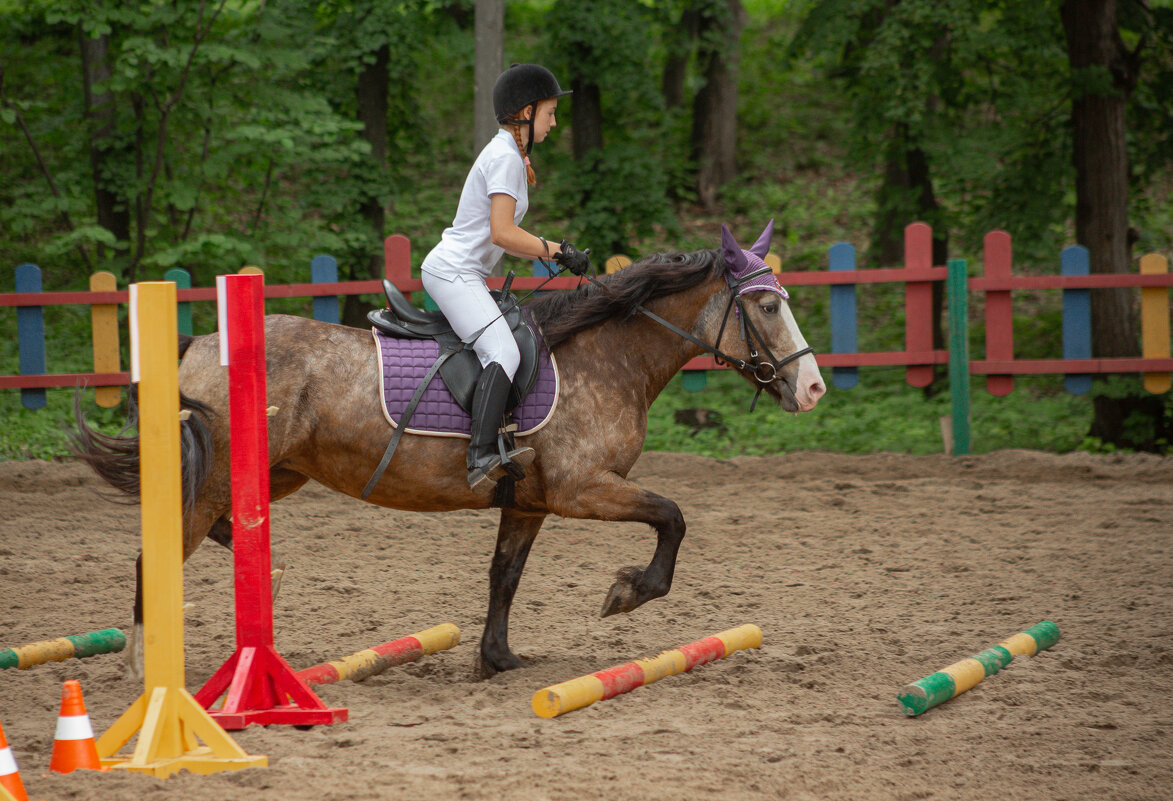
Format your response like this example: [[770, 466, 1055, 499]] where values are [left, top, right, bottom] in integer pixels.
[[787, 1, 1076, 259], [541, 0, 678, 254], [546, 142, 677, 256], [647, 368, 1094, 456], [2, 0, 1171, 461], [0, 390, 125, 461]]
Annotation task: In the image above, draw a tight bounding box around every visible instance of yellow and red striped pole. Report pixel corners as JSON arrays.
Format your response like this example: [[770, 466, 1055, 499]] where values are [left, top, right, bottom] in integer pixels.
[[531, 624, 762, 718], [295, 624, 460, 687]]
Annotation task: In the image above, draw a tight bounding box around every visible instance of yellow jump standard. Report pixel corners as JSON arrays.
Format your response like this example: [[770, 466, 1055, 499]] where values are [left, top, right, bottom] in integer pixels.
[[532, 624, 762, 718], [897, 621, 1061, 716], [96, 282, 265, 777]]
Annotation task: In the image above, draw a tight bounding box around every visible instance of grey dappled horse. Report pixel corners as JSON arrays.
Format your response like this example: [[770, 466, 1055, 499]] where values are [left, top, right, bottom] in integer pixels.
[[75, 236, 825, 677]]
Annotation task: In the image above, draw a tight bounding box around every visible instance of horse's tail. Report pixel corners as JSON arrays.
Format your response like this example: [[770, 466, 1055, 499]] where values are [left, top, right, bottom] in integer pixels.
[[70, 333, 215, 514]]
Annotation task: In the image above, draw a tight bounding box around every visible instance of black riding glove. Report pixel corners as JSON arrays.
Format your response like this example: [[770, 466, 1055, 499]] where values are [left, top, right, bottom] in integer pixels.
[[555, 241, 592, 276]]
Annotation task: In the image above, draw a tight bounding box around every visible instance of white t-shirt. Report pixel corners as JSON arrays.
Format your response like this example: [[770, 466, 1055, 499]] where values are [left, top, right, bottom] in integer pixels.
[[421, 129, 529, 281]]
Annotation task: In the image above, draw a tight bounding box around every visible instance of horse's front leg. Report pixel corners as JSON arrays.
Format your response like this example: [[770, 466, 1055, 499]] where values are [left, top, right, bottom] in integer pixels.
[[552, 473, 685, 618], [480, 509, 546, 678]]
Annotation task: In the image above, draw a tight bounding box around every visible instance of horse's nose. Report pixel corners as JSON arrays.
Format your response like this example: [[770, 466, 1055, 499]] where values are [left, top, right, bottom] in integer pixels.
[[805, 376, 826, 406], [796, 362, 825, 411]]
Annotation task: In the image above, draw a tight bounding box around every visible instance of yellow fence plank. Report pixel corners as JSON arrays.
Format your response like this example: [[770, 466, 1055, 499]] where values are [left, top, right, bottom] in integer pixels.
[[1140, 253, 1171, 394], [89, 271, 122, 407], [604, 255, 631, 275]]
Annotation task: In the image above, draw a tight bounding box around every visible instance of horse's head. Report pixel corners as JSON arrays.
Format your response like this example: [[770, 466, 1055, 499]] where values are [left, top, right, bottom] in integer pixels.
[[705, 221, 825, 413]]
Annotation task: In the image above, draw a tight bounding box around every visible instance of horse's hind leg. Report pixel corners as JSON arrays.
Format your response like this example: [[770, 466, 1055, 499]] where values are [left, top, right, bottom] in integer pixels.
[[552, 474, 685, 618], [479, 509, 546, 678]]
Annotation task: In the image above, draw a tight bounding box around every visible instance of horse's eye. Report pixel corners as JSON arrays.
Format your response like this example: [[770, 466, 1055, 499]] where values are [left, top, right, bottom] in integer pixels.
[[761, 302, 778, 315]]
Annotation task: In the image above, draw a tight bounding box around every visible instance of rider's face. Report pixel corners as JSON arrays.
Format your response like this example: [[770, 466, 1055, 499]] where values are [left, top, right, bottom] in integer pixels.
[[528, 99, 558, 144]]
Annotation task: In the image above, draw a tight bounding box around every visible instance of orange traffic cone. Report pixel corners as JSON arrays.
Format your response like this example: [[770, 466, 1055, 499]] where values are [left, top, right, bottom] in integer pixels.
[[0, 717, 29, 801], [48, 680, 102, 773]]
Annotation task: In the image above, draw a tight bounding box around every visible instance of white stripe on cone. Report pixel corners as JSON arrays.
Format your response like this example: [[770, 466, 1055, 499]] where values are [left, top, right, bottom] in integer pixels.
[[54, 715, 94, 741], [0, 746, 17, 774]]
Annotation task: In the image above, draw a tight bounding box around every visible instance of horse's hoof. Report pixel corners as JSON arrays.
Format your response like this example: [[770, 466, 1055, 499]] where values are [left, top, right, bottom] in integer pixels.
[[600, 566, 643, 617], [476, 649, 525, 679]]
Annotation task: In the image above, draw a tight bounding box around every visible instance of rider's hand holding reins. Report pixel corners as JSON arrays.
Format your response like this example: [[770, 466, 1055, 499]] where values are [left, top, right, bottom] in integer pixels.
[[556, 240, 592, 276]]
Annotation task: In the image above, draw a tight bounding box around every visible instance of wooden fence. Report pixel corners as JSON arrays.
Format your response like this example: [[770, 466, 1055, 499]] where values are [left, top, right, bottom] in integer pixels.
[[3, 223, 1170, 453]]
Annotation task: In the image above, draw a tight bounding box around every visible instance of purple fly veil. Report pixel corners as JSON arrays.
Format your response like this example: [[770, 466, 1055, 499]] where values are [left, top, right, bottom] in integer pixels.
[[719, 220, 789, 301]]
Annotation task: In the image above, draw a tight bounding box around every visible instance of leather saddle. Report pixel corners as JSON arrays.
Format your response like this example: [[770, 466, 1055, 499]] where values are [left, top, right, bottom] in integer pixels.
[[366, 276, 540, 412]]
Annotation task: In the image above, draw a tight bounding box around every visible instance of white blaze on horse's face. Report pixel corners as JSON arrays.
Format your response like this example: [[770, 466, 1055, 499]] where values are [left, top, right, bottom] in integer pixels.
[[734, 290, 826, 413]]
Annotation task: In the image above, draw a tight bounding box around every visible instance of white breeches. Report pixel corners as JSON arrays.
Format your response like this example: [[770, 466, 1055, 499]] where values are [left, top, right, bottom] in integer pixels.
[[421, 271, 520, 380]]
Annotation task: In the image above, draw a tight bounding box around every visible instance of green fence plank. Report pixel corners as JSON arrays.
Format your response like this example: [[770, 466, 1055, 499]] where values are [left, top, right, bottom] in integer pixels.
[[947, 259, 971, 455]]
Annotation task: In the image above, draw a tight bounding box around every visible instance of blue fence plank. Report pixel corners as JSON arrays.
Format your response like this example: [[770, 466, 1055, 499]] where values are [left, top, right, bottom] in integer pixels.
[[310, 255, 340, 324], [15, 263, 47, 410], [164, 267, 193, 335], [1061, 245, 1092, 395], [828, 243, 858, 389]]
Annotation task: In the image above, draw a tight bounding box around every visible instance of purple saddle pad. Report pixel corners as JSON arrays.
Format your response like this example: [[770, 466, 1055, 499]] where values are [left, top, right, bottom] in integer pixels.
[[371, 328, 559, 436]]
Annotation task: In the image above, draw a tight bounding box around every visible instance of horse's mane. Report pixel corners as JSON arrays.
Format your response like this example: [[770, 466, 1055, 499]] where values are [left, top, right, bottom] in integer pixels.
[[526, 249, 724, 349]]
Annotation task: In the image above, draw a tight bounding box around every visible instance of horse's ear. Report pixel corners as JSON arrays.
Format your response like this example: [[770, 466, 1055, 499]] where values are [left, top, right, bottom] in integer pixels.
[[748, 219, 774, 259], [721, 224, 748, 273]]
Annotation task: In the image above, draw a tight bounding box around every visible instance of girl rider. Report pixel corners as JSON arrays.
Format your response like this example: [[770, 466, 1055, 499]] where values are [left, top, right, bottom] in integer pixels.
[[420, 63, 591, 490]]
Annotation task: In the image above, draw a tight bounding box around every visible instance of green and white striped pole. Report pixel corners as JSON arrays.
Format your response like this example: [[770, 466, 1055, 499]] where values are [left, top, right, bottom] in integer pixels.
[[898, 621, 1060, 716]]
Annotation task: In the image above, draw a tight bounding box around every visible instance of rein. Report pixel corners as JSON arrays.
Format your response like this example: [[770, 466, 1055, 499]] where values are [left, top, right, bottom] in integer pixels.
[[554, 261, 814, 411]]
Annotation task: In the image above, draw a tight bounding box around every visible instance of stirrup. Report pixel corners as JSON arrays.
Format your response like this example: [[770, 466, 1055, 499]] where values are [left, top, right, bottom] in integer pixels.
[[469, 445, 535, 489], [501, 445, 535, 480], [468, 457, 504, 490]]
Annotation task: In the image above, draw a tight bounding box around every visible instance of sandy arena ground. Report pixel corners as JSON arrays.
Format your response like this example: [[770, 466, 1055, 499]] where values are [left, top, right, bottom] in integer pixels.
[[1, 450, 1172, 801]]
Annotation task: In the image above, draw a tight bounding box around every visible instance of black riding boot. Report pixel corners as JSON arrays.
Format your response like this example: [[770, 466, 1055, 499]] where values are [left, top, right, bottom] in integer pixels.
[[467, 362, 536, 489]]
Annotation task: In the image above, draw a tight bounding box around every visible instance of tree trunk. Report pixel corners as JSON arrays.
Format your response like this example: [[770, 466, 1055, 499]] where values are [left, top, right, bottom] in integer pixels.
[[1061, 0, 1138, 358], [908, 145, 949, 393], [79, 27, 130, 269], [344, 42, 390, 328], [570, 78, 603, 160], [1061, 0, 1157, 448], [474, 0, 504, 154], [873, 131, 948, 393], [691, 0, 743, 210], [661, 6, 700, 110]]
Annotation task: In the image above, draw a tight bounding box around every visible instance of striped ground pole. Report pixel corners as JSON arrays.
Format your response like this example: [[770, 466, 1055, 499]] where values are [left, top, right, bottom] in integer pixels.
[[0, 629, 126, 670], [296, 624, 460, 687], [531, 624, 763, 718], [897, 621, 1061, 716]]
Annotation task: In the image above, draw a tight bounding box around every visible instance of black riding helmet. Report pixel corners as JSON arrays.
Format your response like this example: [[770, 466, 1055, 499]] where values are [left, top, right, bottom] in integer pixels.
[[493, 63, 571, 154]]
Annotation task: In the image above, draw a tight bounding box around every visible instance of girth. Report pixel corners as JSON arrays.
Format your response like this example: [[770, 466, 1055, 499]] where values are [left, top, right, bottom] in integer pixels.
[[367, 277, 540, 411]]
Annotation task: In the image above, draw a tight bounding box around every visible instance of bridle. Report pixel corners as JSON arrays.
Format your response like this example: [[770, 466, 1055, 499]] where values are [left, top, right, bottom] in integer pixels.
[[555, 260, 815, 411]]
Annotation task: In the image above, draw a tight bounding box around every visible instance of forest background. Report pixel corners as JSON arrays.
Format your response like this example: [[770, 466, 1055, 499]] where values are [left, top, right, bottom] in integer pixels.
[[0, 0, 1171, 460]]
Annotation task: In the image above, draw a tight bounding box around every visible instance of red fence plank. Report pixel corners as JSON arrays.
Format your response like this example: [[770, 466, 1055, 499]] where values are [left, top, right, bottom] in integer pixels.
[[969, 273, 1173, 290], [816, 351, 949, 367], [984, 231, 1014, 396], [972, 358, 1173, 374], [904, 223, 935, 388], [0, 372, 131, 389], [384, 234, 412, 286]]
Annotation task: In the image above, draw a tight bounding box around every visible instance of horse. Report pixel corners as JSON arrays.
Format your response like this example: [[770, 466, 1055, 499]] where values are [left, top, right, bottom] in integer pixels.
[[73, 230, 825, 678]]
